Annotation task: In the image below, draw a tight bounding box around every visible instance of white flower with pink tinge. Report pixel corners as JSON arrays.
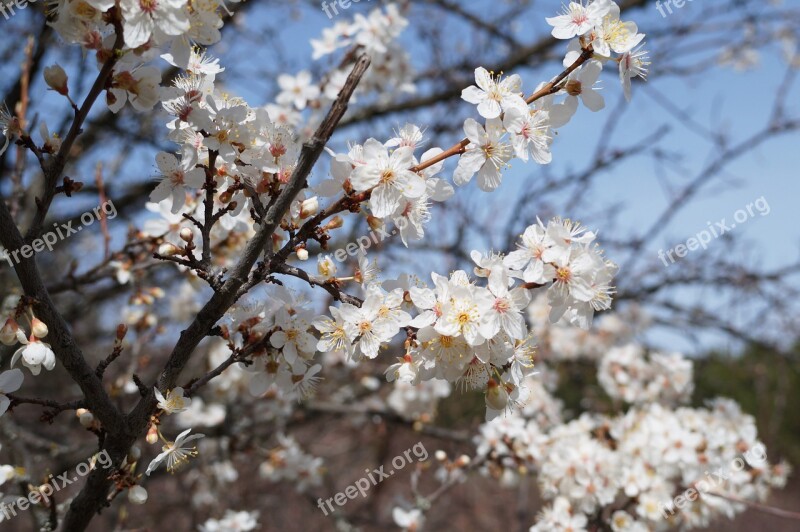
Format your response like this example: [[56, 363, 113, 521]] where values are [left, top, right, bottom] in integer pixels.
[[120, 0, 190, 49], [619, 45, 650, 101], [546, 0, 613, 40], [149, 149, 206, 214], [453, 118, 512, 192], [276, 71, 320, 110], [461, 67, 527, 120], [349, 139, 426, 219], [478, 267, 531, 341]]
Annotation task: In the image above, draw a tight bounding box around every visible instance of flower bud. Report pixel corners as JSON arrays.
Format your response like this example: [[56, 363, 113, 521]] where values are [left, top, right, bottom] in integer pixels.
[[485, 379, 509, 411], [0, 318, 21, 345], [299, 197, 319, 219], [44, 65, 69, 96], [157, 243, 180, 256], [325, 216, 344, 230], [128, 444, 141, 461], [128, 485, 148, 504], [565, 79, 582, 97], [146, 424, 159, 444], [435, 450, 447, 461], [179, 227, 194, 242], [79, 411, 95, 428], [150, 287, 165, 299], [367, 215, 384, 231], [296, 248, 309, 261], [116, 323, 128, 341], [31, 317, 48, 338]]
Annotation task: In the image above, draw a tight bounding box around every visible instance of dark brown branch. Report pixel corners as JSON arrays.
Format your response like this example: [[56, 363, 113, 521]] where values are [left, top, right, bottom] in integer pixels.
[[275, 263, 363, 306]]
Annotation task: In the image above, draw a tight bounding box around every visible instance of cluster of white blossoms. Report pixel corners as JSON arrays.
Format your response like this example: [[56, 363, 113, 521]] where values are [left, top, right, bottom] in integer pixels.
[[453, 0, 650, 191], [598, 344, 694, 404], [258, 434, 325, 493], [471, 307, 791, 531], [386, 378, 451, 422], [312, 217, 615, 419], [310, 4, 415, 103], [317, 131, 454, 243], [15, 0, 765, 527], [548, 0, 650, 101]]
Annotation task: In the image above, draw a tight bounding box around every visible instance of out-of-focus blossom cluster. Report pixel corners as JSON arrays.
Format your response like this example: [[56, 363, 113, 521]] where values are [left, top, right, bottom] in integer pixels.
[[310, 4, 415, 102], [199, 509, 259, 532], [258, 434, 324, 493], [473, 304, 791, 531], [598, 344, 693, 404]]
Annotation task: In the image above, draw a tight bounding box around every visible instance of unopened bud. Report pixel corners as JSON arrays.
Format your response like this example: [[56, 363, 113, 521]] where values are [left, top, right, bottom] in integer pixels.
[[146, 424, 159, 444], [128, 444, 141, 461], [299, 197, 319, 219], [157, 243, 180, 256], [485, 379, 509, 411], [116, 323, 128, 341], [79, 411, 95, 428], [366, 215, 384, 231], [325, 216, 343, 230], [219, 189, 233, 203], [435, 450, 447, 461], [31, 317, 48, 338], [0, 318, 21, 345], [565, 79, 582, 97], [44, 65, 69, 96], [179, 228, 194, 242], [296, 248, 309, 261], [128, 485, 148, 504]]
